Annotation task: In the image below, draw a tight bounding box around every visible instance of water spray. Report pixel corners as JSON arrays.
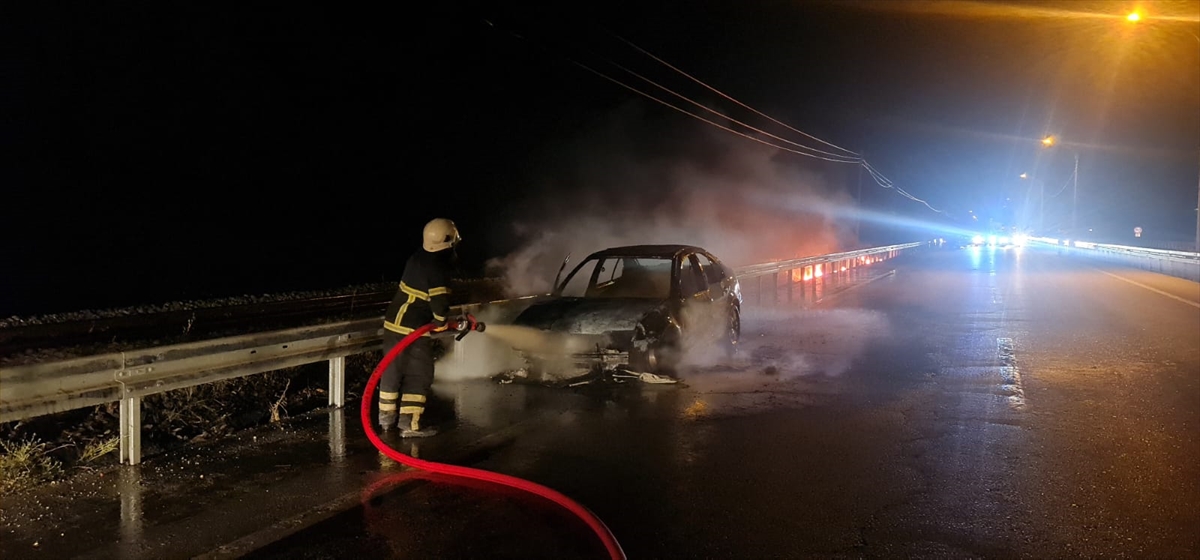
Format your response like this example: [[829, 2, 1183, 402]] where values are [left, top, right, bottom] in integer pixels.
[[360, 315, 626, 560]]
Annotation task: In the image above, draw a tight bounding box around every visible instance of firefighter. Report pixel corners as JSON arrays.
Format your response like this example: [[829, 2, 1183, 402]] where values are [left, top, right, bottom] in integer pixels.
[[378, 218, 461, 437]]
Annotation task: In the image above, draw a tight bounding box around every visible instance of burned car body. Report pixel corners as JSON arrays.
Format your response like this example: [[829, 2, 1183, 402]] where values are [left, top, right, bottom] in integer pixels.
[[510, 245, 742, 378]]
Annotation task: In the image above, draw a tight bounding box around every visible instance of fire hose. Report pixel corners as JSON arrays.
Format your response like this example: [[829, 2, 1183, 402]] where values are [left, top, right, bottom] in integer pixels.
[[359, 315, 626, 560]]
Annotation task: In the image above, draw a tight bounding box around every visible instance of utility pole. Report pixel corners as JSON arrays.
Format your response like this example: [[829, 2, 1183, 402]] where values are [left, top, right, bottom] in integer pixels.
[[1072, 152, 1079, 236], [855, 156, 864, 241]]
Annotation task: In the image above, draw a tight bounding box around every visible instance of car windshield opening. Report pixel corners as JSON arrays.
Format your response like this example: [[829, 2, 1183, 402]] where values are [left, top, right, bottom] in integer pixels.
[[559, 257, 673, 299]]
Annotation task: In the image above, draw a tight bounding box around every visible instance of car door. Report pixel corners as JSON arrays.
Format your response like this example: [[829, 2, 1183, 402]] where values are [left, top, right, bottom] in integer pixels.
[[695, 252, 730, 310], [677, 252, 717, 339]]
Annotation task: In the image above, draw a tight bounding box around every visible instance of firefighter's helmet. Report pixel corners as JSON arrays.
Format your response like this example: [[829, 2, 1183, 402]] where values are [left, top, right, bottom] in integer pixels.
[[423, 218, 461, 252]]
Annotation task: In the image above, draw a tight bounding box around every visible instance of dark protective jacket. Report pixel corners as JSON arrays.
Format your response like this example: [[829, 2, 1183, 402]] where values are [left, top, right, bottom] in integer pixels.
[[384, 249, 453, 337]]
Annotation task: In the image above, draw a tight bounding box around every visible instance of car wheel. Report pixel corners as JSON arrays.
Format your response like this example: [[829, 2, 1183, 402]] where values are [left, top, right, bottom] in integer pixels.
[[724, 305, 740, 357], [630, 344, 679, 375]]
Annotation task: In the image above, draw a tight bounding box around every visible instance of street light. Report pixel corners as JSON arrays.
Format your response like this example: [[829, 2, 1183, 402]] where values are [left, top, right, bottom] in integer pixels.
[[1126, 12, 1140, 23]]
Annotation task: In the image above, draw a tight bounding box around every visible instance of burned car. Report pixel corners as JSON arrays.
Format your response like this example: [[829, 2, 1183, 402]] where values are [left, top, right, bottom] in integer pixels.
[[509, 245, 742, 379]]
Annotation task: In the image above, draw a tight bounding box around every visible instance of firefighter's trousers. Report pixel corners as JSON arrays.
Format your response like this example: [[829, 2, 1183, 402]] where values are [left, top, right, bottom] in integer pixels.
[[379, 334, 435, 429]]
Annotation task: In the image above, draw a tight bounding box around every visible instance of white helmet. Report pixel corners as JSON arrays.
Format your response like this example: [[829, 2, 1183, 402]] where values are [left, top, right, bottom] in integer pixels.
[[423, 218, 461, 252]]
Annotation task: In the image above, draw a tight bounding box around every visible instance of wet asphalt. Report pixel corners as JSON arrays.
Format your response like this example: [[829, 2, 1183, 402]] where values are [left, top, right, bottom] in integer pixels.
[[2, 245, 1198, 559]]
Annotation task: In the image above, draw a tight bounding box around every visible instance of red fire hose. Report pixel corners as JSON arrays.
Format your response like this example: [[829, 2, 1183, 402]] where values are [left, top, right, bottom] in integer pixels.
[[360, 319, 626, 560]]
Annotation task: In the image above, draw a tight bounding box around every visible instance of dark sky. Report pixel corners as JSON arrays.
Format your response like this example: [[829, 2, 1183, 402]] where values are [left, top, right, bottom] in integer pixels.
[[3, 0, 1198, 316]]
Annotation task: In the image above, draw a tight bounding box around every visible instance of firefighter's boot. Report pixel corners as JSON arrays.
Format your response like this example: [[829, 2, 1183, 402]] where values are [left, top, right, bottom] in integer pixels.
[[398, 412, 438, 438], [378, 412, 398, 432]]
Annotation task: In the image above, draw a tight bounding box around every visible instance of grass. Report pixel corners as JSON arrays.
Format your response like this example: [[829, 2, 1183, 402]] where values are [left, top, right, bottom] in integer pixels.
[[0, 437, 65, 495], [78, 436, 120, 464], [0, 365, 342, 495]]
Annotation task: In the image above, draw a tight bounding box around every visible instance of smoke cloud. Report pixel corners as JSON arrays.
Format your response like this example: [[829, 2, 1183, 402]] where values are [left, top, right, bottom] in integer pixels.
[[486, 102, 860, 296], [676, 307, 892, 399]]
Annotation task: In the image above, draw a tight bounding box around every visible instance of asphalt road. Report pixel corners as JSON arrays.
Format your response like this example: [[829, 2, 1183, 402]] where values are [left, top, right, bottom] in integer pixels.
[[2, 245, 1197, 559]]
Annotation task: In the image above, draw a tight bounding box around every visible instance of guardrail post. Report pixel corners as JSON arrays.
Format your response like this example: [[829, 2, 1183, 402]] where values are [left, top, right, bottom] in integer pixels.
[[329, 408, 345, 462], [786, 269, 794, 302], [119, 396, 142, 465], [773, 271, 780, 303], [329, 356, 345, 408]]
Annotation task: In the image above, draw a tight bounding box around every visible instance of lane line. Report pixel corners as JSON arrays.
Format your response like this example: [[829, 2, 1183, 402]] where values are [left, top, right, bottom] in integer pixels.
[[1096, 269, 1200, 310], [997, 337, 1025, 409]]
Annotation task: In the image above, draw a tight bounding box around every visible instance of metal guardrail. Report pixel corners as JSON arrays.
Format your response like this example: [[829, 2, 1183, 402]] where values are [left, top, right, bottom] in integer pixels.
[[0, 242, 926, 464], [735, 242, 923, 305], [1031, 238, 1200, 282], [0, 320, 383, 464], [734, 242, 923, 278]]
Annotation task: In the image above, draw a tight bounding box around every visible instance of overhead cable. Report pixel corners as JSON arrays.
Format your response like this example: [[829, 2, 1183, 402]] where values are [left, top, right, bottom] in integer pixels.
[[567, 58, 862, 163], [607, 30, 861, 158], [1046, 167, 1076, 198], [590, 53, 862, 160]]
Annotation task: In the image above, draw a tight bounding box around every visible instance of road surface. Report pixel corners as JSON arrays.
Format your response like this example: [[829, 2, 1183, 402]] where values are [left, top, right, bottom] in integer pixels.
[[2, 245, 1197, 559]]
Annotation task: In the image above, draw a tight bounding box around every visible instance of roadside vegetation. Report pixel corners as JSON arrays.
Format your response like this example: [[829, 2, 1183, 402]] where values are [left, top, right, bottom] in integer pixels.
[[0, 354, 381, 496], [0, 279, 504, 496]]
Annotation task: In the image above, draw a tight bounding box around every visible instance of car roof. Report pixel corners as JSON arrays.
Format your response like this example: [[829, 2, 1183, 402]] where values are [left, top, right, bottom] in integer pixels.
[[585, 244, 710, 259]]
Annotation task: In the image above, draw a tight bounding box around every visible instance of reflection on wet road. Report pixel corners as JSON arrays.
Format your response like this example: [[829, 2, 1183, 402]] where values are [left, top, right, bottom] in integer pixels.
[[1, 246, 1196, 559]]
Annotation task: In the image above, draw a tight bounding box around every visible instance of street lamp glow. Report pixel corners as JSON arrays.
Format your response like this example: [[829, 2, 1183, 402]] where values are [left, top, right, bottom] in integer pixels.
[[1126, 12, 1140, 22], [1041, 136, 1056, 147]]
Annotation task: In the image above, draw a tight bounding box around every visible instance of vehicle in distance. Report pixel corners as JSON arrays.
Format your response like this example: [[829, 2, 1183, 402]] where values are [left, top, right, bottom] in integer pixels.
[[969, 232, 1028, 248], [509, 245, 742, 380]]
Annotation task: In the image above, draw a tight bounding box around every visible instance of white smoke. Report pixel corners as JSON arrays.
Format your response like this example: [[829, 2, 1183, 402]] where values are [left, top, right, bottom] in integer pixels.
[[486, 102, 859, 296], [677, 307, 892, 398]]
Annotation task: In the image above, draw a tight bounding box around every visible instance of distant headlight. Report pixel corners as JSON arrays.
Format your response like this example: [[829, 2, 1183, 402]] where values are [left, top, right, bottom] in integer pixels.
[[1013, 233, 1029, 245], [988, 235, 998, 245], [972, 235, 985, 245], [998, 236, 1010, 245]]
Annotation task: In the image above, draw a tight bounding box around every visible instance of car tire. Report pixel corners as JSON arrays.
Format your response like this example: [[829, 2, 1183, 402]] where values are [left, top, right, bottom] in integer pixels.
[[723, 305, 740, 358], [630, 345, 678, 376]]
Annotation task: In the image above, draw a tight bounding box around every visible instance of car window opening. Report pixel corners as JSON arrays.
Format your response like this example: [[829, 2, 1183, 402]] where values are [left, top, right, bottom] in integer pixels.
[[560, 257, 674, 299]]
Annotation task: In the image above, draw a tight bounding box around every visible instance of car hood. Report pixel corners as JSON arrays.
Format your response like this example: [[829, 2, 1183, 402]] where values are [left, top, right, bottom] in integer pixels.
[[512, 297, 667, 335]]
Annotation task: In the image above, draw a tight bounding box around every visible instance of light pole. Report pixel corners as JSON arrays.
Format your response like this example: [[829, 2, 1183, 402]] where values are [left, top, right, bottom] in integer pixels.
[[1072, 151, 1079, 236], [1041, 135, 1080, 236]]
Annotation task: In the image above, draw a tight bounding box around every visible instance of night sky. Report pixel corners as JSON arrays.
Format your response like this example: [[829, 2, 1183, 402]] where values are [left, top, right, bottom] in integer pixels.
[[3, 0, 1198, 317]]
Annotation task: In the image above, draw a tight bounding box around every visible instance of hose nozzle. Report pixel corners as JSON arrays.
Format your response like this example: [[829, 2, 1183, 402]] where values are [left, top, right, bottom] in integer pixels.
[[451, 314, 485, 341]]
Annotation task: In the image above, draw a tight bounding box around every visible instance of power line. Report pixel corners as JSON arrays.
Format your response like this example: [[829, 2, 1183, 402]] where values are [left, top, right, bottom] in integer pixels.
[[586, 50, 863, 161], [606, 30, 861, 158], [602, 30, 947, 214], [484, 15, 945, 213], [1046, 167, 1076, 198], [567, 57, 862, 163]]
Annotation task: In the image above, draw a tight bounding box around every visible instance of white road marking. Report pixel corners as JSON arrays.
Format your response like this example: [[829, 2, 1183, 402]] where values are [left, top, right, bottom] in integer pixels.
[[997, 337, 1025, 409], [1096, 269, 1200, 310]]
